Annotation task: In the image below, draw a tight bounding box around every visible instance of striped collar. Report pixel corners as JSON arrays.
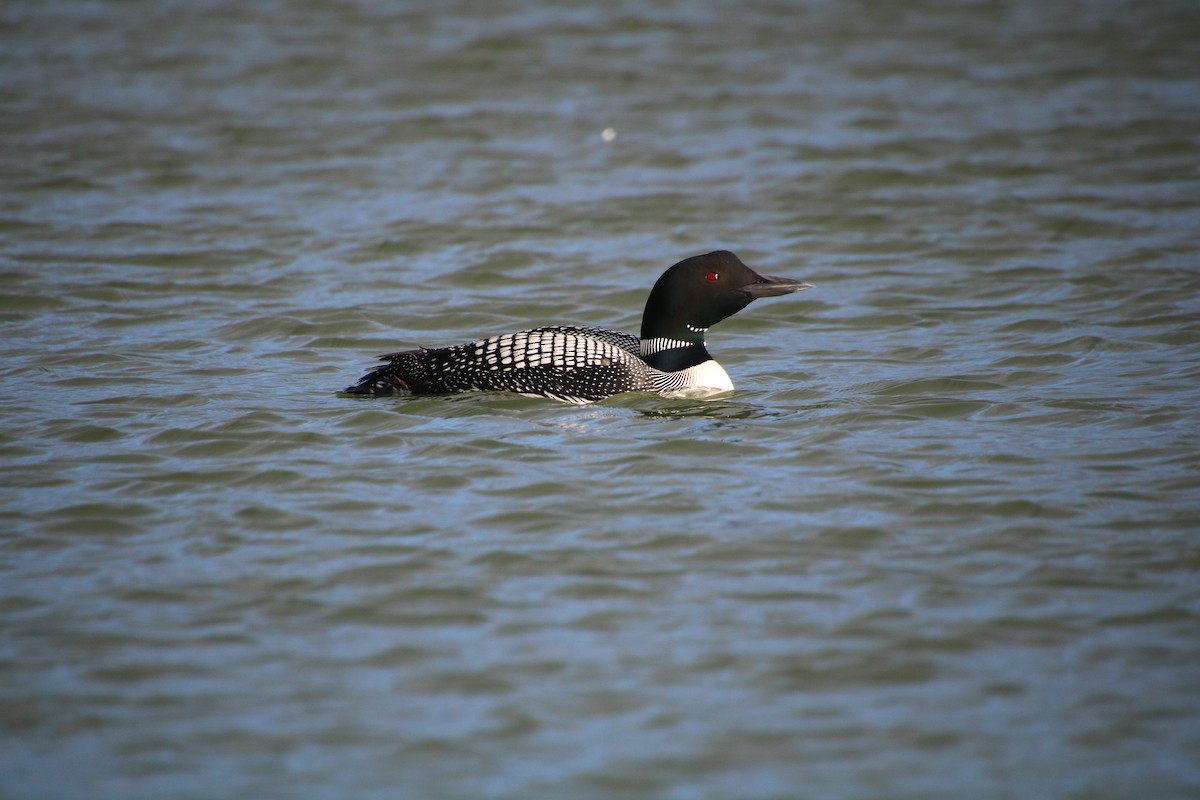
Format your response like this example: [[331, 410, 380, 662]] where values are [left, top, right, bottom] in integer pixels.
[[640, 337, 693, 356]]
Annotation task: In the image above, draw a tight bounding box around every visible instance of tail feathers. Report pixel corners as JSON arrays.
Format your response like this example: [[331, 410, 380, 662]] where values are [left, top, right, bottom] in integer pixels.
[[342, 349, 423, 396]]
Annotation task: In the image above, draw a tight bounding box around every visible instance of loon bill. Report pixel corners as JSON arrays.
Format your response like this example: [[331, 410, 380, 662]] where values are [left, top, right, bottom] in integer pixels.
[[343, 250, 813, 405]]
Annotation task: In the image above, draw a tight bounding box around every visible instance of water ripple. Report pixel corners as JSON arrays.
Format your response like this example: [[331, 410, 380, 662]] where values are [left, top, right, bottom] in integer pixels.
[[3, 1, 1199, 798]]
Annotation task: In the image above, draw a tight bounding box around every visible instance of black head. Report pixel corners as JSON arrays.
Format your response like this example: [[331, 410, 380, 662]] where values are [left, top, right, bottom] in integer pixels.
[[639, 251, 812, 343]]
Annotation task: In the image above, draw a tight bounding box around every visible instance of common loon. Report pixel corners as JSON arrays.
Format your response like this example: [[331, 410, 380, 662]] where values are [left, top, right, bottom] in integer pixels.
[[344, 250, 812, 404]]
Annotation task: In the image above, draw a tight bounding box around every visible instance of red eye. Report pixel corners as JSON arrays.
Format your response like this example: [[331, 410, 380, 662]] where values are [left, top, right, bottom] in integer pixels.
[[706, 271, 720, 282]]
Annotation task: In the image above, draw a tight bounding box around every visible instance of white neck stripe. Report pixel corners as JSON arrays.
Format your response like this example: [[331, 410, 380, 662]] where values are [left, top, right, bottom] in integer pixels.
[[641, 336, 694, 355]]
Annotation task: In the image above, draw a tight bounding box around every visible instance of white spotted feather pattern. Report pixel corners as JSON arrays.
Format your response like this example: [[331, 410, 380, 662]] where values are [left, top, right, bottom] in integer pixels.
[[351, 326, 655, 404], [346, 325, 734, 404]]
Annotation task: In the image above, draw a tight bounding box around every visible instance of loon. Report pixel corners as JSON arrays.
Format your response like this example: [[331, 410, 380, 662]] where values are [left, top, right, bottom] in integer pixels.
[[344, 250, 813, 404]]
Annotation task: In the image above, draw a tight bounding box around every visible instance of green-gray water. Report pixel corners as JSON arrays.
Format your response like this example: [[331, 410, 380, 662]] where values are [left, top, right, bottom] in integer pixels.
[[3, 1, 1199, 798]]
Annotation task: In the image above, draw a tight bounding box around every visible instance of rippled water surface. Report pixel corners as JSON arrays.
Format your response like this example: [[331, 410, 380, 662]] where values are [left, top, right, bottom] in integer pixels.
[[3, 1, 1200, 798]]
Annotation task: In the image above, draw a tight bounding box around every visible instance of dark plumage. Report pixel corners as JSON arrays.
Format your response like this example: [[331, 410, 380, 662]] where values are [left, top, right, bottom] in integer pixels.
[[344, 251, 812, 404]]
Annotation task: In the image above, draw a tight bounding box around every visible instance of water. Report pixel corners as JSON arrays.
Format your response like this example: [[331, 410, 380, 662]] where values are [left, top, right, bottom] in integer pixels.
[[3, 1, 1199, 797]]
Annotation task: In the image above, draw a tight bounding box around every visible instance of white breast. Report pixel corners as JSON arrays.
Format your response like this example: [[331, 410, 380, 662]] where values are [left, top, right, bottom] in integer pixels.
[[655, 359, 734, 398]]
